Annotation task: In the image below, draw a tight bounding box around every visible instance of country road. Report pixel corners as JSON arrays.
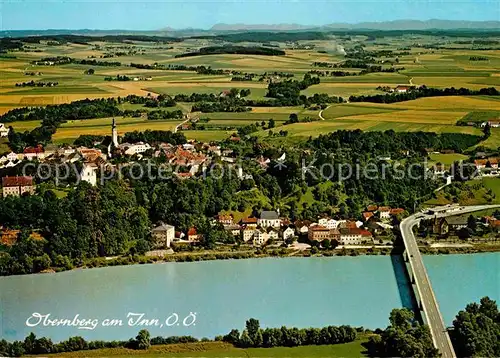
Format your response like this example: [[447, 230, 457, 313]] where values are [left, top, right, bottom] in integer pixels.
[[318, 105, 332, 120], [400, 204, 500, 358]]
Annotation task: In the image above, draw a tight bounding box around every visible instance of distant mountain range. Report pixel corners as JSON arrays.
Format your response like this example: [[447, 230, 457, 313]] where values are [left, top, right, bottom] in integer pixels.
[[2, 20, 500, 38], [211, 20, 500, 31]]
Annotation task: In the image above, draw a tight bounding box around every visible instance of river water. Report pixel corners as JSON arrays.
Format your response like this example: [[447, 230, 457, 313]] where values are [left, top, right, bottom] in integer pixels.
[[0, 253, 498, 342]]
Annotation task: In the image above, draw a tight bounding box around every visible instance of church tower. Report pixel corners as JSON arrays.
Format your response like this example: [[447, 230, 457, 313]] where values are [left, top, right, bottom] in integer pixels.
[[111, 117, 118, 147]]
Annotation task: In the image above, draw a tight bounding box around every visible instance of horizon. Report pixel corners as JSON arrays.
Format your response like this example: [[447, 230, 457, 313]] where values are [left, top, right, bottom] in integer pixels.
[[2, 0, 499, 31]]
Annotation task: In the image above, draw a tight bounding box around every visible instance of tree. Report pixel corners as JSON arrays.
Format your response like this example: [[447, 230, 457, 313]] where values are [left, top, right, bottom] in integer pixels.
[[239, 329, 253, 348], [246, 318, 260, 343], [467, 214, 477, 231], [268, 118, 276, 129], [85, 68, 95, 75], [483, 122, 491, 139], [452, 297, 500, 357], [135, 329, 151, 350], [223, 329, 240, 344]]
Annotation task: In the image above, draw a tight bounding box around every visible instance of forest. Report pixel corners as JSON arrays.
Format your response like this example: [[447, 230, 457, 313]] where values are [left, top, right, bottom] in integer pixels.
[[349, 86, 499, 104], [175, 46, 286, 58]]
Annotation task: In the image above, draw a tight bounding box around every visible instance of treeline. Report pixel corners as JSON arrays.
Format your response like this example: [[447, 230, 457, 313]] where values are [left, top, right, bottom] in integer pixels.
[[175, 46, 285, 58], [469, 56, 489, 61], [0, 330, 195, 356], [5, 98, 121, 151], [192, 102, 251, 113], [104, 74, 131, 81], [15, 81, 58, 87], [32, 56, 122, 66], [122, 130, 187, 144], [131, 63, 227, 75], [0, 95, 177, 149], [349, 86, 499, 104], [310, 130, 482, 155], [0, 319, 355, 357], [223, 318, 356, 348]]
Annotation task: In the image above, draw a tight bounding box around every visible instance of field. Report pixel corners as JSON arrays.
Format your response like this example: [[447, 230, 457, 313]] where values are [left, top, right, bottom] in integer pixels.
[[426, 177, 500, 206], [0, 34, 499, 145], [39, 339, 369, 357]]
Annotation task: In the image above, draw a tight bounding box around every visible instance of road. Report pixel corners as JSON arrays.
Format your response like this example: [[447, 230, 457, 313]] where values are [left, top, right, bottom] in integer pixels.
[[400, 204, 500, 358], [318, 105, 332, 120]]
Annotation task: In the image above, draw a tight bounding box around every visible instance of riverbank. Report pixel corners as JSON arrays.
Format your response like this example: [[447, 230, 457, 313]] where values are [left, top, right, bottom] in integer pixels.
[[2, 242, 500, 277], [30, 339, 370, 357]]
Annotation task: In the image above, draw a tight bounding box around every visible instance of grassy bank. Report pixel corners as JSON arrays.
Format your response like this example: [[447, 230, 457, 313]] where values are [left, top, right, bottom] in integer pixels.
[[35, 338, 370, 357]]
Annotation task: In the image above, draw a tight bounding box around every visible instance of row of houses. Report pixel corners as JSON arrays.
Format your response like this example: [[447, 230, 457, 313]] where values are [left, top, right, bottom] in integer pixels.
[[217, 211, 383, 246], [362, 205, 405, 221]]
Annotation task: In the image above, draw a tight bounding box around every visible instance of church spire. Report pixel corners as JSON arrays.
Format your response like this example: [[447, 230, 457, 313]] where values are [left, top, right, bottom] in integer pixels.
[[111, 117, 118, 147]]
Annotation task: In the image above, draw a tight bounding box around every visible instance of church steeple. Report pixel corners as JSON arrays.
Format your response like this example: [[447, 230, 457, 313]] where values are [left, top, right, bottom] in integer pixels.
[[111, 117, 118, 147]]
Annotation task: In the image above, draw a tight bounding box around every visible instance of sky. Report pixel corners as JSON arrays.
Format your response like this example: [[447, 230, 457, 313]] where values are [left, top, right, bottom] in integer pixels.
[[1, 0, 499, 31]]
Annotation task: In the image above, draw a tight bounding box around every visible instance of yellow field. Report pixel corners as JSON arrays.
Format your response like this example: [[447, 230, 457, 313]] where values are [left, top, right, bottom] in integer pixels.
[[340, 109, 468, 124]]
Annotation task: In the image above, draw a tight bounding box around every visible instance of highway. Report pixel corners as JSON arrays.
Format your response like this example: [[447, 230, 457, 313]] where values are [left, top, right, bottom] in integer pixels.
[[400, 204, 500, 358]]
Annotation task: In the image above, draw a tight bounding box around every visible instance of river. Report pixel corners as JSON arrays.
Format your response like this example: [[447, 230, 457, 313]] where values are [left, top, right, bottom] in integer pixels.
[[0, 253, 498, 342]]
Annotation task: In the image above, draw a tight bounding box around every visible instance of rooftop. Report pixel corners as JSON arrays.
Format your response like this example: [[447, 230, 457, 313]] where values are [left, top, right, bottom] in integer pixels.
[[260, 211, 279, 220], [2, 176, 33, 187]]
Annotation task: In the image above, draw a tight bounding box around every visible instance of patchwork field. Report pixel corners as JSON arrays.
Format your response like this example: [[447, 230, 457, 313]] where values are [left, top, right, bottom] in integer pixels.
[[0, 35, 499, 146]]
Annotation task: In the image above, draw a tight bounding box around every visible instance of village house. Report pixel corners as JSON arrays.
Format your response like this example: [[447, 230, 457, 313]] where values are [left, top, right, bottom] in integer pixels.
[[217, 214, 233, 225], [187, 227, 201, 242], [294, 220, 311, 235], [0, 123, 10, 137], [362, 212, 374, 221], [253, 228, 268, 246], [394, 85, 414, 93], [339, 228, 373, 245], [80, 163, 98, 186], [318, 217, 339, 229], [481, 121, 500, 128], [242, 227, 256, 242], [258, 211, 281, 228], [308, 226, 340, 242], [6, 152, 19, 162], [432, 216, 468, 235], [120, 142, 152, 156], [2, 176, 35, 197], [390, 208, 405, 216], [78, 147, 107, 161], [223, 224, 241, 237], [151, 223, 175, 248], [23, 145, 45, 160], [240, 217, 258, 228], [282, 226, 295, 241], [378, 206, 392, 220], [366, 204, 378, 212]]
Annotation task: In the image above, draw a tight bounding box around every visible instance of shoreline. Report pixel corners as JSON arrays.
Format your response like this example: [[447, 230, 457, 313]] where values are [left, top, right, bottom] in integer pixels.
[[2, 244, 500, 278]]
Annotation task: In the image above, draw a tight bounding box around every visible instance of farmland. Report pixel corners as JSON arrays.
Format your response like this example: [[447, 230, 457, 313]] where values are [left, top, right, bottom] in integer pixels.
[[0, 32, 499, 147]]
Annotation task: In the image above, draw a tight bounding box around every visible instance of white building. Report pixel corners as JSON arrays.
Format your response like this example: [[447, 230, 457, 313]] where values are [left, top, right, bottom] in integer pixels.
[[282, 227, 295, 241], [378, 207, 391, 220], [243, 228, 256, 242], [339, 229, 373, 245], [123, 142, 152, 156], [80, 163, 98, 186], [0, 123, 10, 137], [318, 218, 339, 229], [253, 229, 269, 246], [151, 223, 175, 248], [258, 211, 281, 228]]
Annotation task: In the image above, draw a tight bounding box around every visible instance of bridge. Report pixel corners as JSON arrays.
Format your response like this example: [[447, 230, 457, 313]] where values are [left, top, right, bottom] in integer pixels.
[[400, 204, 500, 358]]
